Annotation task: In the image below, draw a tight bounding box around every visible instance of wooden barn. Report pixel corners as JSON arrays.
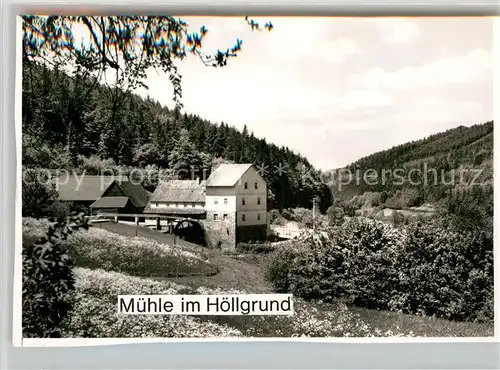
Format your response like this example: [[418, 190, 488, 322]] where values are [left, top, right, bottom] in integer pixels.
[[53, 174, 129, 210], [90, 179, 151, 216]]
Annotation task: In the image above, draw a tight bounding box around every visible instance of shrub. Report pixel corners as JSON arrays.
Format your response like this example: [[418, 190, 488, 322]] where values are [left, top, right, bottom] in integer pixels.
[[22, 170, 68, 219], [330, 218, 402, 309], [393, 211, 406, 226], [264, 217, 493, 323], [292, 208, 314, 227], [22, 214, 88, 338], [266, 230, 280, 242], [363, 192, 383, 207], [288, 237, 350, 302], [326, 205, 345, 226], [390, 223, 494, 322], [281, 209, 293, 220], [63, 228, 218, 277], [236, 242, 275, 254], [385, 188, 421, 209], [264, 242, 307, 294], [22, 217, 52, 244], [268, 209, 281, 224]]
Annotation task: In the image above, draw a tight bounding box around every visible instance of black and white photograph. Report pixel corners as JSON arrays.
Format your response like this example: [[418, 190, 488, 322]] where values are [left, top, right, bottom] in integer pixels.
[[18, 15, 494, 340]]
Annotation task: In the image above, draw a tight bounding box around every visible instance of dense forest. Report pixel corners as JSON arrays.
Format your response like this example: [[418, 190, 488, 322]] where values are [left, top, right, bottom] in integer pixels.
[[323, 121, 493, 241], [22, 60, 332, 212], [325, 121, 493, 204]]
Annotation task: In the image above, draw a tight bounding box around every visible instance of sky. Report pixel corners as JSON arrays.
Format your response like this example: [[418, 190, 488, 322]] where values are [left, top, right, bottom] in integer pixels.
[[93, 17, 495, 170]]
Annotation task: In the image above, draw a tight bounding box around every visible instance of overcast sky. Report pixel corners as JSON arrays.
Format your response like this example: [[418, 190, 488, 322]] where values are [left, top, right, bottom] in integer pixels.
[[136, 17, 493, 170]]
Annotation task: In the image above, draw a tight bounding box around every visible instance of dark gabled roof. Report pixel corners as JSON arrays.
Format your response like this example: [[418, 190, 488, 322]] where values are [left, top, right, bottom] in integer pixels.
[[149, 180, 206, 203], [142, 205, 206, 215], [53, 175, 129, 202], [206, 163, 253, 187], [90, 196, 129, 209], [107, 180, 151, 209]]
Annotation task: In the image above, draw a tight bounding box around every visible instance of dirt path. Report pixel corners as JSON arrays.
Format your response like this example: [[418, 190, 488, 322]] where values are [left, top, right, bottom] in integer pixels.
[[166, 255, 273, 293]]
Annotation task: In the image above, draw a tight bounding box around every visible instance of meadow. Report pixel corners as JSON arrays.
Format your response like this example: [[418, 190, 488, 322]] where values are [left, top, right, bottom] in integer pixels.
[[22, 217, 494, 338]]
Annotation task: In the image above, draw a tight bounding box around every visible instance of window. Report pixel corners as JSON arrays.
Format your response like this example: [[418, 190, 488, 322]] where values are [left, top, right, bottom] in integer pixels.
[[214, 198, 218, 205], [257, 213, 261, 221], [224, 198, 228, 205], [154, 202, 159, 207], [242, 214, 246, 222], [257, 197, 261, 205], [242, 198, 246, 206], [214, 214, 219, 221], [191, 204, 195, 208], [255, 182, 258, 190], [244, 182, 248, 189], [184, 203, 188, 208], [223, 214, 228, 220]]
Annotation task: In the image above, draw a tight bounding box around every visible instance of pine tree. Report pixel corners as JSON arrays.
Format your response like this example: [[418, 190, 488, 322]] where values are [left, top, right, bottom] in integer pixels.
[[168, 129, 203, 179]]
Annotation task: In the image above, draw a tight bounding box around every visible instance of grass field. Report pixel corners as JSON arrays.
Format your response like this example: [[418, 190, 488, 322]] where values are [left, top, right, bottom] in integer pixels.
[[349, 306, 494, 337], [96, 221, 207, 255], [80, 222, 495, 337]]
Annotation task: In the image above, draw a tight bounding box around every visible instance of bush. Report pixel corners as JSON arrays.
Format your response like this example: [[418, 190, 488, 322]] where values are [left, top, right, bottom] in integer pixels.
[[264, 242, 306, 294], [326, 205, 345, 226], [22, 170, 68, 219], [441, 185, 493, 240], [288, 238, 350, 302], [389, 223, 494, 322], [385, 188, 421, 209], [281, 209, 293, 220], [393, 211, 406, 226], [266, 230, 280, 242], [22, 214, 88, 338], [265, 217, 493, 323], [268, 209, 281, 224], [330, 218, 402, 309], [292, 208, 314, 227], [236, 242, 275, 254], [63, 228, 218, 277], [22, 217, 52, 244]]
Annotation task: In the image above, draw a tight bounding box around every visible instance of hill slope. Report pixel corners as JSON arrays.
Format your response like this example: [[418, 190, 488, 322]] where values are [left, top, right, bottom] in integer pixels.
[[324, 121, 493, 208], [22, 60, 332, 212]]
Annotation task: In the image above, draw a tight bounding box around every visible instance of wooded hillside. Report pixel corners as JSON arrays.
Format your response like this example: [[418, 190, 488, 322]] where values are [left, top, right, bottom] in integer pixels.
[[22, 60, 332, 212], [325, 121, 493, 205]]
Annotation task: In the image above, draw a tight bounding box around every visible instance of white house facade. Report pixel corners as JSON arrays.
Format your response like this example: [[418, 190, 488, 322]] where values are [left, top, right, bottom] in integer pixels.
[[205, 163, 268, 248], [142, 164, 268, 249]]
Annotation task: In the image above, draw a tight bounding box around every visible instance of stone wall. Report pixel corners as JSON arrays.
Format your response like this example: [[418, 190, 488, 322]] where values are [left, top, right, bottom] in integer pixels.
[[201, 211, 237, 251]]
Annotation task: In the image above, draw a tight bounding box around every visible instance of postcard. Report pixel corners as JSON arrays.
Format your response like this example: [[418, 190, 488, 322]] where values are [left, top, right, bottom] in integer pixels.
[[15, 15, 495, 344]]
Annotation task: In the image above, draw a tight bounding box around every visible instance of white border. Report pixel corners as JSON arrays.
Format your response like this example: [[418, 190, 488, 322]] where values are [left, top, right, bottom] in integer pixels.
[[21, 337, 500, 347], [494, 16, 500, 339], [12, 15, 499, 347], [13, 15, 23, 348]]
